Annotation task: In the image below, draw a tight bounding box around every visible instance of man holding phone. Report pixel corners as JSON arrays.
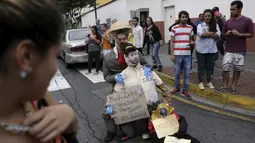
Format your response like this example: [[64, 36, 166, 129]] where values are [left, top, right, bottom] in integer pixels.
[[220, 1, 254, 94]]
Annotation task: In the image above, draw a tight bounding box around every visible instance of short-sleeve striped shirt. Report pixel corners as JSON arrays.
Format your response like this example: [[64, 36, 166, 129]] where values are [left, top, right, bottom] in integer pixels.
[[170, 24, 194, 55]]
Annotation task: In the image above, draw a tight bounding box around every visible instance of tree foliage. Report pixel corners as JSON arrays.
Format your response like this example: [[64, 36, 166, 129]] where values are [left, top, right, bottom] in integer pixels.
[[56, 0, 96, 29]]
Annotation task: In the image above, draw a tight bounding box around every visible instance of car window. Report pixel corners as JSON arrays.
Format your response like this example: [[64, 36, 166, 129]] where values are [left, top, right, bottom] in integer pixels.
[[68, 30, 90, 41]]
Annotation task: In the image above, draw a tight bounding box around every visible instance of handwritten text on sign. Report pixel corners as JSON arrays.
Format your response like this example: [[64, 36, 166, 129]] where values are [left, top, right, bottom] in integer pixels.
[[107, 86, 149, 124], [152, 114, 179, 139], [164, 136, 191, 143]]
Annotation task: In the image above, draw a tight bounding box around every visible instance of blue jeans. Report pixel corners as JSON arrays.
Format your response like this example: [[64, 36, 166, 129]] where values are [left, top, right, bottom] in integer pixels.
[[151, 42, 162, 67], [174, 55, 192, 91]]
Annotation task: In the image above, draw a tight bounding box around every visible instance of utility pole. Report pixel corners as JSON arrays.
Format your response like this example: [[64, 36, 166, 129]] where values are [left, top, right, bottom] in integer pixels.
[[94, 0, 97, 20]]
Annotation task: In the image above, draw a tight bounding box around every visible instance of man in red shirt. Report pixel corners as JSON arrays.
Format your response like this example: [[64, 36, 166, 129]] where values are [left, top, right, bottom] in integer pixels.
[[219, 1, 254, 94]]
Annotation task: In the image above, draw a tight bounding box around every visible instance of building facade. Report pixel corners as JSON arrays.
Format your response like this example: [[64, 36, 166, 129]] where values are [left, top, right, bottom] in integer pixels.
[[81, 0, 255, 52]]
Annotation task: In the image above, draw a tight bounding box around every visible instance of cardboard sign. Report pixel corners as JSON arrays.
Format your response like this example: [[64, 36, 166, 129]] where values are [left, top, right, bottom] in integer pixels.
[[152, 114, 179, 139], [107, 86, 150, 124], [164, 136, 191, 143]]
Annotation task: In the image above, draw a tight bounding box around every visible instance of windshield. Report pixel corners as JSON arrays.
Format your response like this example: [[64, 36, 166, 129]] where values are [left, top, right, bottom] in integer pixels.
[[68, 30, 90, 41]]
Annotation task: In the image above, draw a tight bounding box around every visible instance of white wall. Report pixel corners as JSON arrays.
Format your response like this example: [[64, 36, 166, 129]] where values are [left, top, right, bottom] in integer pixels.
[[163, 0, 255, 21], [81, 0, 129, 27], [81, 0, 255, 28], [81, 0, 166, 28], [126, 0, 164, 21]]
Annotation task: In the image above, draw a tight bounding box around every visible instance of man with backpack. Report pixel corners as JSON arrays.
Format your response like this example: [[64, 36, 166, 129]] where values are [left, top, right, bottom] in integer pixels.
[[213, 6, 226, 57]]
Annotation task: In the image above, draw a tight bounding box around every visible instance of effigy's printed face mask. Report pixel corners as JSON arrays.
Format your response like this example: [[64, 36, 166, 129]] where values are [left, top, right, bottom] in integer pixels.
[[126, 51, 139, 67]]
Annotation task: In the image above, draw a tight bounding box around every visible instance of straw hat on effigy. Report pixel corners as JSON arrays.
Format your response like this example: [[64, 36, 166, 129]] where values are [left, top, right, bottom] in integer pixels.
[[108, 21, 132, 35]]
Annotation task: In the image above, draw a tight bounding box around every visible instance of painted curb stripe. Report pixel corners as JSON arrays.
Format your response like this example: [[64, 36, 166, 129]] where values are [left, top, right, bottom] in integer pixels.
[[156, 71, 255, 110], [156, 89, 255, 123]]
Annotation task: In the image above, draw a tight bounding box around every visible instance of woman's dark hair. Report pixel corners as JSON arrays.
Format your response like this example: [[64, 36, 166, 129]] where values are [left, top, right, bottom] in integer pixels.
[[187, 17, 192, 25], [203, 9, 217, 32], [91, 25, 102, 41], [0, 0, 63, 55], [145, 17, 155, 28], [0, 0, 63, 72]]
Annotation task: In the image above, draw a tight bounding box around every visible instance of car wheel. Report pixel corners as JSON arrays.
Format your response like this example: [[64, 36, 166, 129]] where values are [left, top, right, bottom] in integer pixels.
[[63, 52, 71, 68]]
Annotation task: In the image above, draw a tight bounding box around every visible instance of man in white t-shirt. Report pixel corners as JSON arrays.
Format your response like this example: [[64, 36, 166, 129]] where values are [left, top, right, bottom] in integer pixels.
[[170, 11, 194, 100], [132, 17, 144, 55]]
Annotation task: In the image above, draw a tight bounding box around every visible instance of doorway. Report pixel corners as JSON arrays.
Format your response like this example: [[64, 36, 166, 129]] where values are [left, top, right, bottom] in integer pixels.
[[130, 8, 149, 28], [164, 6, 175, 42], [140, 11, 149, 28]]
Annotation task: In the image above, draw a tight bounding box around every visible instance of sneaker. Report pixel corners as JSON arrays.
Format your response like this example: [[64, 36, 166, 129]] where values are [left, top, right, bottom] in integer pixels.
[[93, 71, 99, 75], [182, 91, 192, 100], [116, 135, 130, 142], [158, 66, 163, 72], [85, 72, 91, 75], [104, 132, 116, 142], [152, 65, 157, 70], [170, 88, 180, 95], [230, 88, 238, 95], [142, 133, 150, 140], [198, 82, 205, 90], [217, 87, 228, 92], [207, 82, 214, 89]]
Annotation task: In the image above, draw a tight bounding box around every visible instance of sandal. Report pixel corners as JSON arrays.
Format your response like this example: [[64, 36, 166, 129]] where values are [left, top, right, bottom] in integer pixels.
[[217, 87, 228, 92]]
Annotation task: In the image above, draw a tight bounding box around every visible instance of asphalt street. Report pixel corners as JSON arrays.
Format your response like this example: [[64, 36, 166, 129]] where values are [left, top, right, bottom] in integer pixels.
[[50, 59, 255, 143]]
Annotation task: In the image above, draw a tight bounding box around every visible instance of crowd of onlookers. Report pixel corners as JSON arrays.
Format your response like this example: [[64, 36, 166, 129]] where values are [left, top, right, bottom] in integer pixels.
[[168, 0, 253, 99], [86, 0, 254, 99]]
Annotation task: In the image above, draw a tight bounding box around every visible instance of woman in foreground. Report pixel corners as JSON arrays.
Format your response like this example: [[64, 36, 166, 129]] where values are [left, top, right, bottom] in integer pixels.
[[0, 0, 77, 142]]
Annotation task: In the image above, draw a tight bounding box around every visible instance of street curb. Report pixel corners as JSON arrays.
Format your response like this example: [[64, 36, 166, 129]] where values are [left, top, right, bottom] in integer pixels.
[[155, 71, 255, 111]]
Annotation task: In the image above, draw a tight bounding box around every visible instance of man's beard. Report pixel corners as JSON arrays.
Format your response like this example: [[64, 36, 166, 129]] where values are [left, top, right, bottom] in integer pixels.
[[129, 61, 138, 67]]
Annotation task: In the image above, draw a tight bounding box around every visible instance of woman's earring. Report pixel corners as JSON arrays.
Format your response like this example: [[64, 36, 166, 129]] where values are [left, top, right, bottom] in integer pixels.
[[20, 67, 33, 79]]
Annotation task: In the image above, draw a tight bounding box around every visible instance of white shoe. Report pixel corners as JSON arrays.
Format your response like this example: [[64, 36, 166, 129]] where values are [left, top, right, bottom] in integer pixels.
[[142, 133, 149, 139], [207, 82, 214, 89], [198, 82, 205, 90], [85, 72, 91, 75], [93, 72, 99, 75]]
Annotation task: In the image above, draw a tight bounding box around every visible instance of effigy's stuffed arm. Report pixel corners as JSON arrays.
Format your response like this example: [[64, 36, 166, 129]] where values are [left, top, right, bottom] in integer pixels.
[[151, 71, 171, 104], [157, 83, 171, 104]]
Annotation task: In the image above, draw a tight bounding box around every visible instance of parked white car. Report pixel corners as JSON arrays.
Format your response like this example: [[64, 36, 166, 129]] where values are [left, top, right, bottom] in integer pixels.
[[59, 28, 103, 68]]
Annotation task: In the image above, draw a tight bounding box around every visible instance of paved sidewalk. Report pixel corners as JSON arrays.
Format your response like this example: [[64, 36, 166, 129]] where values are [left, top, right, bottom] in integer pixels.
[[145, 44, 255, 97]]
